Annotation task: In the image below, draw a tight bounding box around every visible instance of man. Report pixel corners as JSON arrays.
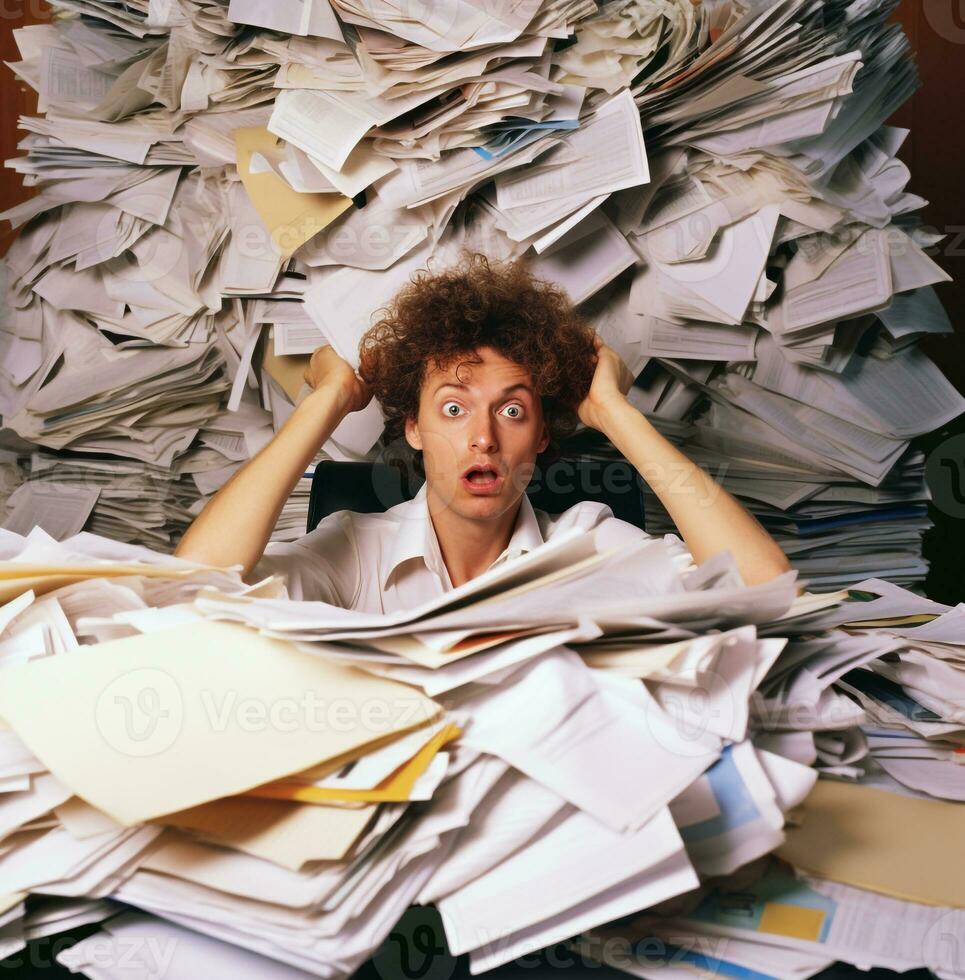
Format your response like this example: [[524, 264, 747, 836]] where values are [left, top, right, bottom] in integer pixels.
[[174, 254, 793, 609]]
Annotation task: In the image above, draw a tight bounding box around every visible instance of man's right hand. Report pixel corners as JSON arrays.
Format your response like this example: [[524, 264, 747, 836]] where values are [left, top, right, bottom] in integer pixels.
[[304, 344, 373, 415], [177, 342, 374, 576]]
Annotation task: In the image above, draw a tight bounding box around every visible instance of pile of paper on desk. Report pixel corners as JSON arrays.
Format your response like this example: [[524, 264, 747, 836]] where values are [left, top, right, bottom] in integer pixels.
[[577, 582, 965, 980], [0, 0, 961, 599], [575, 855, 965, 980], [0, 517, 962, 977]]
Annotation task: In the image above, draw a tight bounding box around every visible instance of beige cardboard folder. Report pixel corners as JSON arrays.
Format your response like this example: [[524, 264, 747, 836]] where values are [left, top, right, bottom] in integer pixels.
[[0, 563, 204, 603], [0, 619, 440, 826], [156, 796, 377, 870], [234, 127, 352, 257], [777, 778, 965, 908]]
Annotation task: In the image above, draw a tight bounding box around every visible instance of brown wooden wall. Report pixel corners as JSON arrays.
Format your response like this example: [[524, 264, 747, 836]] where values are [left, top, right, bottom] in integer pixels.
[[890, 2, 965, 394], [0, 1, 49, 257]]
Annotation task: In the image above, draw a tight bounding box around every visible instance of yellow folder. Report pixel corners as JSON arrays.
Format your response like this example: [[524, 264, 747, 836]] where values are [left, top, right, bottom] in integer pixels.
[[244, 723, 462, 804]]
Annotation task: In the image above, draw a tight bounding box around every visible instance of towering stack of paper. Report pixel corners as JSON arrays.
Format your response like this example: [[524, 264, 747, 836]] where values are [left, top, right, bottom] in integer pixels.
[[0, 0, 960, 598]]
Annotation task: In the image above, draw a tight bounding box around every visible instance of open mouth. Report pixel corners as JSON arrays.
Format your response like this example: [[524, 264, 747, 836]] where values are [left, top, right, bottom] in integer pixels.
[[461, 466, 503, 492]]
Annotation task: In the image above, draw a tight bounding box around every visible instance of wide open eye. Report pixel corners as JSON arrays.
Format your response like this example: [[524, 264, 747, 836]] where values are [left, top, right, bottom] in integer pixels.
[[441, 401, 524, 419]]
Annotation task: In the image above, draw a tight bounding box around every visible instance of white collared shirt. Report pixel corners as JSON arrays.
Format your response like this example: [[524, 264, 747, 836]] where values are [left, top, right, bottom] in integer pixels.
[[254, 481, 696, 613]]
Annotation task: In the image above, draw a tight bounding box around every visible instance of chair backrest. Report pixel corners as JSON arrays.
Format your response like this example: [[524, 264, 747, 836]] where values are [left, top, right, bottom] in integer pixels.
[[307, 458, 646, 532]]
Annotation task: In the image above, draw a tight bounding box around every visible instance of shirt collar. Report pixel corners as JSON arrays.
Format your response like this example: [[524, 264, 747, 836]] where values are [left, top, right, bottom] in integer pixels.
[[381, 481, 545, 591]]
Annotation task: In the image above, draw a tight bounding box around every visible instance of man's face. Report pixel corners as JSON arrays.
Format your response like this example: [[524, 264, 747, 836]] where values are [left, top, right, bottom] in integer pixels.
[[405, 346, 549, 520]]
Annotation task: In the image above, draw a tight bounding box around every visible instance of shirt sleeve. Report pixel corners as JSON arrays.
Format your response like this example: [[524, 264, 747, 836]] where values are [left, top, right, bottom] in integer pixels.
[[565, 501, 697, 578], [250, 510, 360, 606]]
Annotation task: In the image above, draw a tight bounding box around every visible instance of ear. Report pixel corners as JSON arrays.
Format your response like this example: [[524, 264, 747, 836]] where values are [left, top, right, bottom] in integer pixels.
[[404, 415, 422, 451], [536, 420, 550, 455]]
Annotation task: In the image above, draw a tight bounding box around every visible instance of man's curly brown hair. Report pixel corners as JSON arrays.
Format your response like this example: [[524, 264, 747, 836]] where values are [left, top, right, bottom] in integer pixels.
[[358, 252, 598, 481]]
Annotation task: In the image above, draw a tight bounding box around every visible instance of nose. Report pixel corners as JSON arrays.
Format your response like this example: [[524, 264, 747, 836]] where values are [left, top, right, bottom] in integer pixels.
[[470, 416, 497, 452]]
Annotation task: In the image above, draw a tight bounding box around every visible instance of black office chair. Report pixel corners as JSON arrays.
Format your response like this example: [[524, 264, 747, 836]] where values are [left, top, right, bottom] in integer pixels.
[[307, 454, 646, 532]]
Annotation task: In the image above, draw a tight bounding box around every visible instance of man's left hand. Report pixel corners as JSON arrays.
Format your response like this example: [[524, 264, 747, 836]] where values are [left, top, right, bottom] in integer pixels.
[[574, 334, 634, 432]]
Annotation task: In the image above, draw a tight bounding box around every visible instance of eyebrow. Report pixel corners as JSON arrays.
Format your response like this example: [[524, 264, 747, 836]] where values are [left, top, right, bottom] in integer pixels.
[[433, 382, 534, 398]]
